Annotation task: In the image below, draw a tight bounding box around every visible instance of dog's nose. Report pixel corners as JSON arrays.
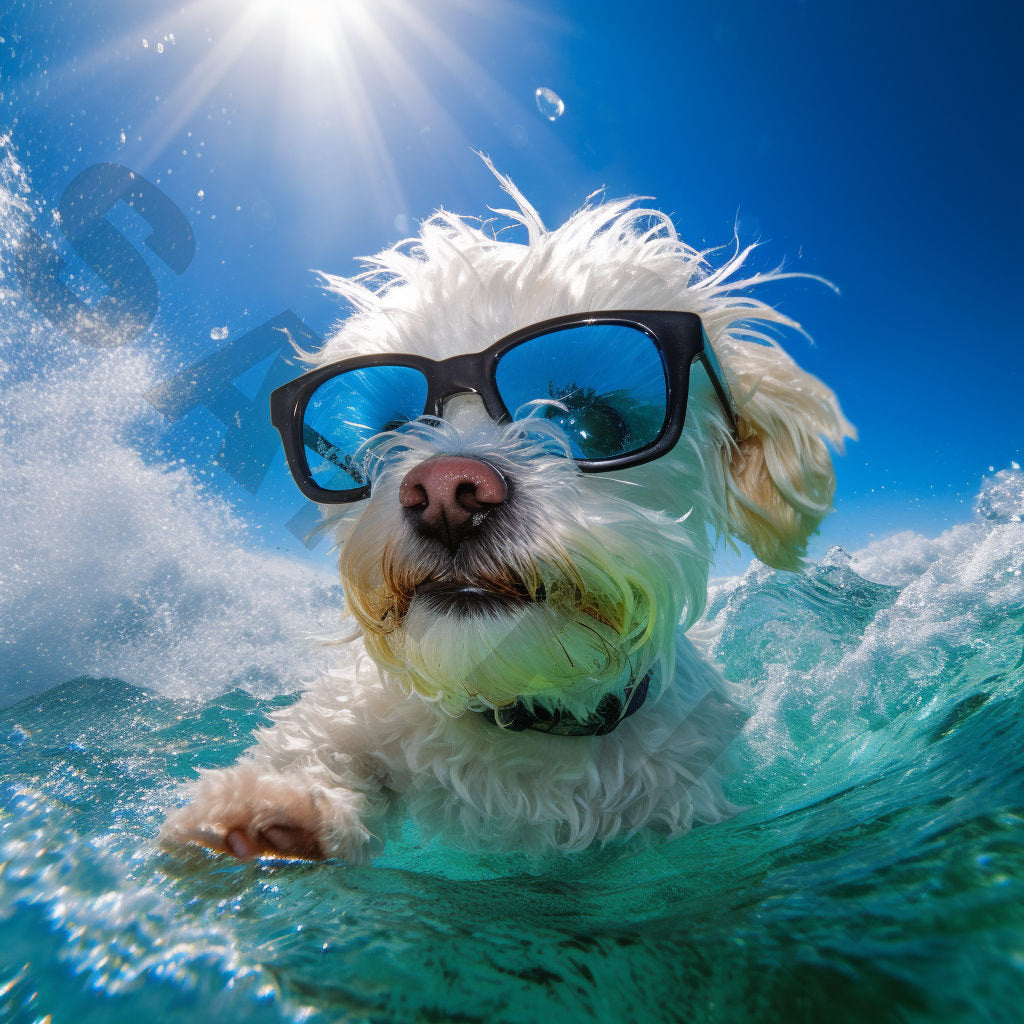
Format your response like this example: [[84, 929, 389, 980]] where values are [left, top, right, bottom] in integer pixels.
[[399, 456, 508, 549]]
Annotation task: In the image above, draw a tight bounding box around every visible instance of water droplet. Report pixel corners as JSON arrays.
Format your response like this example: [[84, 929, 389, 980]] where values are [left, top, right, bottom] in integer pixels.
[[197, 189, 204, 199], [118, 130, 126, 145], [210, 326, 229, 341], [535, 86, 564, 121], [157, 42, 164, 53], [142, 39, 149, 48]]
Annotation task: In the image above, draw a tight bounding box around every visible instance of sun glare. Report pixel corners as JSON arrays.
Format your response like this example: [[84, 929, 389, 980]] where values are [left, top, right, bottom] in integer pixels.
[[129, 0, 544, 222], [245, 0, 377, 58]]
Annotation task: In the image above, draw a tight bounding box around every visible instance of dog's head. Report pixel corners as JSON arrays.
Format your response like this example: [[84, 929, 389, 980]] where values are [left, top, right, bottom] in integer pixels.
[[286, 169, 853, 716]]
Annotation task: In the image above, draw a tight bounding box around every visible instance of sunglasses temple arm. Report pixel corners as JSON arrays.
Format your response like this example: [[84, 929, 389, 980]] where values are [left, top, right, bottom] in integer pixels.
[[700, 352, 740, 440]]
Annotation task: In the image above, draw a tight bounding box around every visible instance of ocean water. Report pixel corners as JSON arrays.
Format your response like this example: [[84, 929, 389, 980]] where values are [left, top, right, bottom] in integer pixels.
[[2, 465, 1023, 1023]]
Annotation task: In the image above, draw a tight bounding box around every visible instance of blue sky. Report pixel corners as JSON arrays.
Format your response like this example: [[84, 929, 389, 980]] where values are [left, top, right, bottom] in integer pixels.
[[2, 0, 1021, 574]]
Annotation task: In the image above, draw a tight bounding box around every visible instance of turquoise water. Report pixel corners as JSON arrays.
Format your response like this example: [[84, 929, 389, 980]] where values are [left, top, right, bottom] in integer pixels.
[[3, 469, 1023, 1023]]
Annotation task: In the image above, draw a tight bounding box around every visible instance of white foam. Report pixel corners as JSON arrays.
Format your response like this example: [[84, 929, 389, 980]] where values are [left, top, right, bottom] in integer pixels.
[[846, 523, 984, 588], [699, 468, 1024, 781], [0, 346, 345, 706], [0, 138, 344, 706], [850, 467, 1023, 588], [840, 476, 1024, 685], [975, 463, 1024, 523]]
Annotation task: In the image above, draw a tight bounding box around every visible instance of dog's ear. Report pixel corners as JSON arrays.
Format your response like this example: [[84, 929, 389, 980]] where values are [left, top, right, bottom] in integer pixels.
[[720, 342, 855, 571]]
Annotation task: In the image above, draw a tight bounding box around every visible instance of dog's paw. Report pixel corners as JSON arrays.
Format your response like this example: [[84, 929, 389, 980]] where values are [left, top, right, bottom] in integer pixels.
[[159, 760, 372, 863]]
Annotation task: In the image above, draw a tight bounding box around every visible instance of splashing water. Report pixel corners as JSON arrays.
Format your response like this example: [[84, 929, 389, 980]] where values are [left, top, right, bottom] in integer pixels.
[[2, 468, 1023, 1022], [0, 137, 343, 709]]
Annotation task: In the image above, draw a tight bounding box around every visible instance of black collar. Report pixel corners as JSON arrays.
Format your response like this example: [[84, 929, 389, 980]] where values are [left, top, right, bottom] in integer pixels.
[[481, 670, 652, 736]]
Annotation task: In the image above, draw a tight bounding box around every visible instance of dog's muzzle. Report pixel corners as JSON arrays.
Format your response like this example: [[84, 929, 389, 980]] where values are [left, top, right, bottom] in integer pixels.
[[398, 455, 549, 615], [399, 456, 509, 552]]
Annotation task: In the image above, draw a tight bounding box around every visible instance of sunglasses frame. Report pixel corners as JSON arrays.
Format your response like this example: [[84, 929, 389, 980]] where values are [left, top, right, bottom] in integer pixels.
[[270, 310, 738, 504]]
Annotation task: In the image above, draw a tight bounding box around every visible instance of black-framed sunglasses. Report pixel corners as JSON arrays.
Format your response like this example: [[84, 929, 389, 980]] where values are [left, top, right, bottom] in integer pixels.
[[270, 310, 738, 504]]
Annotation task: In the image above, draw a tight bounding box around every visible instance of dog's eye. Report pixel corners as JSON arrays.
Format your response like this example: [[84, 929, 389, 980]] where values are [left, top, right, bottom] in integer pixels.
[[544, 383, 631, 459]]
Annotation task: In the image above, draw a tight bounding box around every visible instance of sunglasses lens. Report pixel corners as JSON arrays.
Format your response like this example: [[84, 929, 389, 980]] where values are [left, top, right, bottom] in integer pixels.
[[303, 365, 428, 491], [495, 323, 668, 460]]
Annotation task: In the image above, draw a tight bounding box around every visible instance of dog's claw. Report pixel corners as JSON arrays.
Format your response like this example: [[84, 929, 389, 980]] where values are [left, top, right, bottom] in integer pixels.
[[260, 824, 325, 860], [225, 829, 257, 859]]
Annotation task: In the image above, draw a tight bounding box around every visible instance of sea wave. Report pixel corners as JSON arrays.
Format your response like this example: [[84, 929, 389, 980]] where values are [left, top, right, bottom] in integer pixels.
[[0, 137, 343, 707]]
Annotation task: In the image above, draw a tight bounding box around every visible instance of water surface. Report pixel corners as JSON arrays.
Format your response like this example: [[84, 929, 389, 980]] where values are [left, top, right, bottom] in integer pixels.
[[3, 469, 1022, 1022]]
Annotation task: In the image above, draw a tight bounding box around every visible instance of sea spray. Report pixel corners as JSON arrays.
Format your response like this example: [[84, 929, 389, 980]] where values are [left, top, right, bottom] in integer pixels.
[[0, 136, 344, 707]]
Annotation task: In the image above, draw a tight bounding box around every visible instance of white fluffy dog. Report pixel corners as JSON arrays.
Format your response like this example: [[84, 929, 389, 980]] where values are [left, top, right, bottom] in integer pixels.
[[160, 170, 852, 863]]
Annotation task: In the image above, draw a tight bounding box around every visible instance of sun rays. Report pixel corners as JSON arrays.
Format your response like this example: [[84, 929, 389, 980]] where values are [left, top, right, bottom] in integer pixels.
[[127, 0, 538, 220]]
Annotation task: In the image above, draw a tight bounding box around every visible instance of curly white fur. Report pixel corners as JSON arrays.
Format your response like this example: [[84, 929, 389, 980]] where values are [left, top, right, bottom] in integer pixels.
[[160, 166, 854, 863]]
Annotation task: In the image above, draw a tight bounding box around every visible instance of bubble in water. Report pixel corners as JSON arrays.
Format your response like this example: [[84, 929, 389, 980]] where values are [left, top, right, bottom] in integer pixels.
[[210, 326, 229, 340], [535, 87, 565, 121], [197, 189, 204, 199], [142, 39, 149, 48], [118, 130, 126, 145], [157, 42, 164, 53]]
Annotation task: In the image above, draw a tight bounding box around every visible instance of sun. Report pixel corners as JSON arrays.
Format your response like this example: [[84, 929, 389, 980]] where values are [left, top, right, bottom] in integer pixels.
[[131, 0, 539, 215], [242, 0, 381, 59]]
